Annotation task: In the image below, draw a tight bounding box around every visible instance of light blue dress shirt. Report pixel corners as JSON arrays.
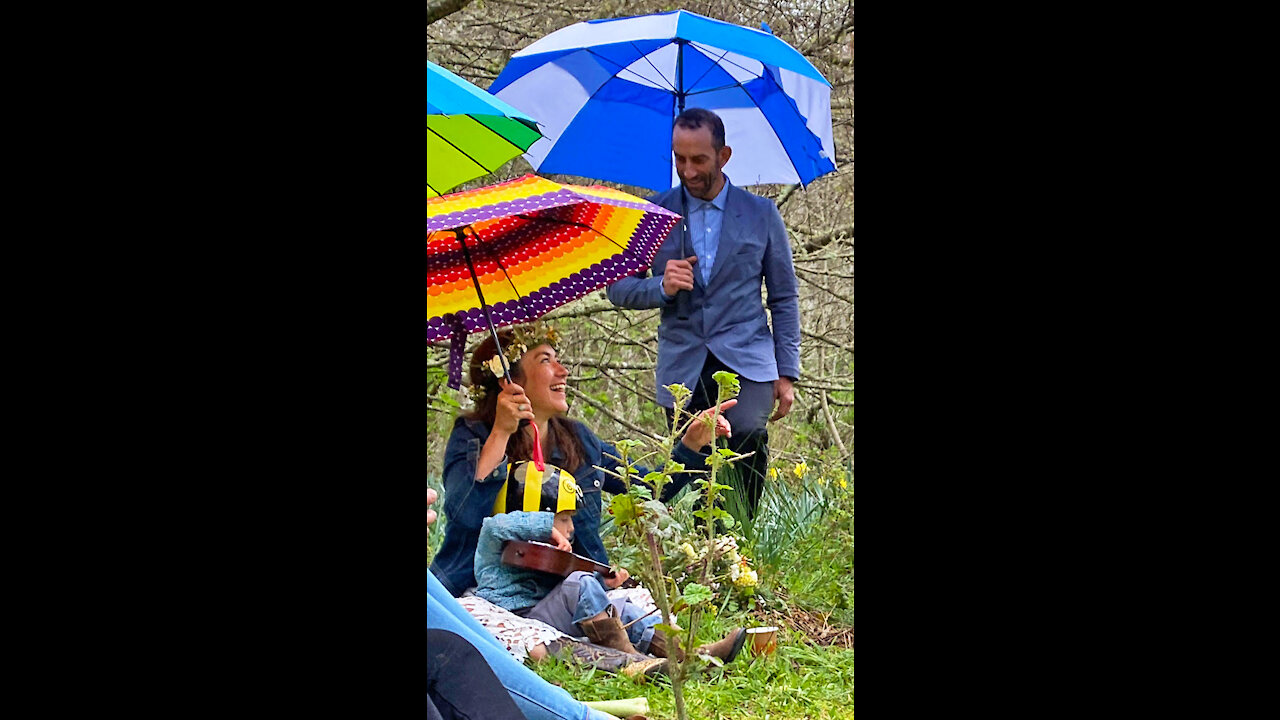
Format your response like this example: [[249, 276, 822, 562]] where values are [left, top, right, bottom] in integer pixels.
[[683, 179, 728, 285]]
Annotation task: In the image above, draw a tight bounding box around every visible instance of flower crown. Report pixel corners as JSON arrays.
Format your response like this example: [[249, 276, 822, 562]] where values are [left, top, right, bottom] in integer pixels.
[[467, 322, 562, 403], [481, 342, 528, 380]]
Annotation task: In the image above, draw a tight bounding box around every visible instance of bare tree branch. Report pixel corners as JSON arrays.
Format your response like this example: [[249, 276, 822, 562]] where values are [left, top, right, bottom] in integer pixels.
[[820, 390, 850, 460], [796, 271, 854, 305], [799, 222, 855, 254], [428, 0, 477, 26], [567, 386, 661, 441]]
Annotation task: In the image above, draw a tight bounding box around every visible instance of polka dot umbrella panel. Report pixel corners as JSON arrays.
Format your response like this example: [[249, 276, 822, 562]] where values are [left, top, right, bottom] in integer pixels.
[[427, 174, 681, 387]]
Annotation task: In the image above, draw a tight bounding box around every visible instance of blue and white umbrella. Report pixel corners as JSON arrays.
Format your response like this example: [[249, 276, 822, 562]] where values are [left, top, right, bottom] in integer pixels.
[[489, 10, 836, 192]]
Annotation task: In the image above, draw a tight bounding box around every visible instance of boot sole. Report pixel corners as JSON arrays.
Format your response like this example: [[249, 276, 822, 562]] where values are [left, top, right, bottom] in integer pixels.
[[723, 628, 748, 664]]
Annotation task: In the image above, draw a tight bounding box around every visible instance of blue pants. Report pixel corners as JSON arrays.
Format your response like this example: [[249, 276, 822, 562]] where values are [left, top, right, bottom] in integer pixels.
[[525, 571, 660, 653], [427, 571, 613, 720]]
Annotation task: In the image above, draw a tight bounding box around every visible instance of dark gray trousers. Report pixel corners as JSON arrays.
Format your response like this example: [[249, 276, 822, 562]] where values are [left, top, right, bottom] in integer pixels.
[[665, 351, 774, 516]]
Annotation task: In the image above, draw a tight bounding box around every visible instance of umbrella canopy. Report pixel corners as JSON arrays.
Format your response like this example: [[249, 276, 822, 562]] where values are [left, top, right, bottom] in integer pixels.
[[427, 61, 544, 197], [489, 10, 836, 192], [427, 174, 680, 387]]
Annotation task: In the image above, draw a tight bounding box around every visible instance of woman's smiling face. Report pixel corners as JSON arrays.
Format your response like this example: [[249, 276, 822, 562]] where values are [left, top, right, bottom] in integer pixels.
[[518, 344, 569, 417]]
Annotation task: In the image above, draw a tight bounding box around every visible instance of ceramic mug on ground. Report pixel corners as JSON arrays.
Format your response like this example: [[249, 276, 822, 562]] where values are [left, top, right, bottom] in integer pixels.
[[746, 626, 778, 656]]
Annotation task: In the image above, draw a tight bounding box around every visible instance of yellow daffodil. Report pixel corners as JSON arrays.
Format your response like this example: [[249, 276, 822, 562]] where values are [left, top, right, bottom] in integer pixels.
[[838, 477, 848, 489], [793, 461, 808, 479], [678, 542, 698, 562], [768, 467, 778, 480]]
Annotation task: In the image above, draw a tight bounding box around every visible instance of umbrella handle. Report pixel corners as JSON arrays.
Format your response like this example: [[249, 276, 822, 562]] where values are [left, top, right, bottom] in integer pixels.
[[531, 422, 545, 471], [675, 289, 691, 320], [676, 180, 691, 320]]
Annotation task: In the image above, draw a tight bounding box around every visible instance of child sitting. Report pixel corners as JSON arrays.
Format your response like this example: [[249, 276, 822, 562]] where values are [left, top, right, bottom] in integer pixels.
[[473, 462, 747, 668]]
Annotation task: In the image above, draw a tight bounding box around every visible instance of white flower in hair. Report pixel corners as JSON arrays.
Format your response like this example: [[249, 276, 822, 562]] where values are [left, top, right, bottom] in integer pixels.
[[484, 353, 508, 378]]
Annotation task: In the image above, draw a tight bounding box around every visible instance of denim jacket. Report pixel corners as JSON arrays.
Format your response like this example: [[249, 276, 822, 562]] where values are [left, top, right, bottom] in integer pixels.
[[428, 415, 709, 596]]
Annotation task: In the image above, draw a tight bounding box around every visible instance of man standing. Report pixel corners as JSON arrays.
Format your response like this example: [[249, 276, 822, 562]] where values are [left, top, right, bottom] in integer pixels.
[[607, 108, 800, 516]]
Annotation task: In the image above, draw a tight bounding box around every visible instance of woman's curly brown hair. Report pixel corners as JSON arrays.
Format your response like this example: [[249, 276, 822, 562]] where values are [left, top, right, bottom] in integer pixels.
[[467, 329, 585, 472]]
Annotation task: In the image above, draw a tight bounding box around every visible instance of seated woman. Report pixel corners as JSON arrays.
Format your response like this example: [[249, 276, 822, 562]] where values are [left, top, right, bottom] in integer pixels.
[[430, 322, 733, 598]]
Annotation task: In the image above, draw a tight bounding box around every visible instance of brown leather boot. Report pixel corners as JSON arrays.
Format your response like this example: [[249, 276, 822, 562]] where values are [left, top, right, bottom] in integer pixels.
[[579, 605, 640, 655], [547, 638, 668, 678], [646, 630, 685, 662], [695, 627, 748, 664]]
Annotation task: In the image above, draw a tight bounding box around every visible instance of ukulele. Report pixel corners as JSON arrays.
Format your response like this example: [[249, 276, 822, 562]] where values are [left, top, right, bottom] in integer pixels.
[[501, 540, 640, 588]]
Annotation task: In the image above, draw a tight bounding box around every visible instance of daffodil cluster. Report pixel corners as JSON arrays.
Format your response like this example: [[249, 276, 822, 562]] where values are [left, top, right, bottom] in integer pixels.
[[731, 558, 759, 589], [671, 534, 759, 595]]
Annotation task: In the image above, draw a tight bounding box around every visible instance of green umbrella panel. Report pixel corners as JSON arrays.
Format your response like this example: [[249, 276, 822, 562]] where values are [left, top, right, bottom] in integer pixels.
[[427, 61, 543, 197], [426, 114, 542, 197]]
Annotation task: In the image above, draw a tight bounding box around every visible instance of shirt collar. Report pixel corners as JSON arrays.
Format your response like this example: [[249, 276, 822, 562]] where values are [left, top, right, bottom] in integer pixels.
[[683, 174, 730, 212]]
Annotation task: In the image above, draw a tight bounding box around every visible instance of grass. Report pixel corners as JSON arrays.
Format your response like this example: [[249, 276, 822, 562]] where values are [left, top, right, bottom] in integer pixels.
[[582, 468, 854, 719], [535, 640, 855, 719], [428, 466, 855, 720]]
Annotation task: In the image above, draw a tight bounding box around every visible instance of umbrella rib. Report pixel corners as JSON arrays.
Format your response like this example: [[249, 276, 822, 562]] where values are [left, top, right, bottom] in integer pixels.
[[427, 122, 492, 176], [625, 42, 679, 94], [680, 44, 740, 95], [687, 41, 765, 82], [582, 46, 679, 95], [460, 114, 539, 156], [465, 225, 543, 326], [428, 114, 535, 177], [685, 81, 758, 97], [513, 213, 629, 253]]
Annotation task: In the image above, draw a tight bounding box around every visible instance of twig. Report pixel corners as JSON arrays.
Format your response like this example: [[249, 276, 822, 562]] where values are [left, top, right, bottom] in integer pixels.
[[566, 386, 661, 441], [620, 606, 660, 630], [820, 390, 850, 460], [796, 271, 854, 305]]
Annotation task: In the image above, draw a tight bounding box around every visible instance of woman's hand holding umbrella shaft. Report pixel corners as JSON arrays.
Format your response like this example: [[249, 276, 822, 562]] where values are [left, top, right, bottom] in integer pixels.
[[494, 381, 536, 435]]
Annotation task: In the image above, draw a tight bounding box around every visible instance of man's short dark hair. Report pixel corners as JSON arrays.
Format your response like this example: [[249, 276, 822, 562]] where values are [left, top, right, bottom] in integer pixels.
[[674, 108, 726, 151]]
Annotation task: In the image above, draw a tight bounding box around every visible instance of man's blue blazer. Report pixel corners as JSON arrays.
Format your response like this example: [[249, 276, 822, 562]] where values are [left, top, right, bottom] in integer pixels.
[[607, 181, 801, 409]]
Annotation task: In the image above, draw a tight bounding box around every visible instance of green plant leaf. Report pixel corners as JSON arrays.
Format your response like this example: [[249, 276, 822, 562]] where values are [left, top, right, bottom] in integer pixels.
[[698, 652, 724, 667], [654, 623, 683, 642], [681, 582, 713, 606], [610, 495, 637, 525]]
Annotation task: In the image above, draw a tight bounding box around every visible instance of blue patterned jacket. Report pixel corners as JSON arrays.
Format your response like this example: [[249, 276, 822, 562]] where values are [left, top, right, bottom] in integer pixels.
[[472, 510, 563, 612]]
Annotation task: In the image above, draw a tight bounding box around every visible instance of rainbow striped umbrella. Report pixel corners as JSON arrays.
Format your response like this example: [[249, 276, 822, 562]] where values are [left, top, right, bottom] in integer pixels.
[[427, 174, 680, 388]]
